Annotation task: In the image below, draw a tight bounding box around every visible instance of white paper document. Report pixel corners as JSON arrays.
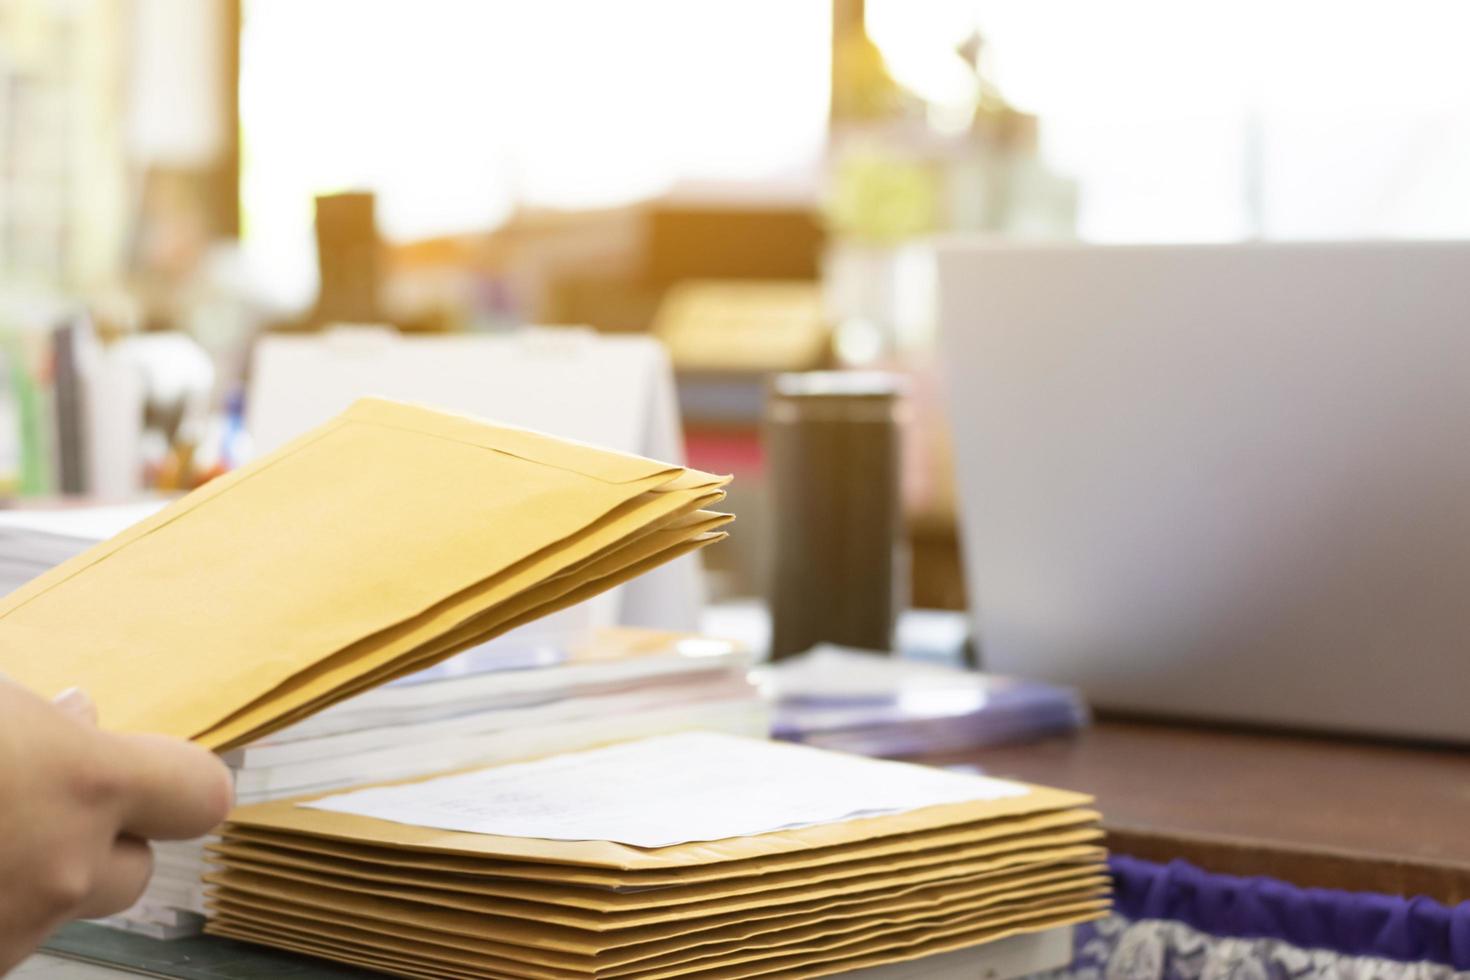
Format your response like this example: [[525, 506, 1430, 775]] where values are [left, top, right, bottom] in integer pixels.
[[301, 731, 1029, 848], [0, 500, 167, 541]]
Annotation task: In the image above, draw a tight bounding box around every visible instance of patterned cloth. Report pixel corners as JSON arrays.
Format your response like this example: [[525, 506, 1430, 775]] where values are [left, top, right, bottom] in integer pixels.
[[1047, 914, 1467, 980], [1041, 857, 1470, 980]]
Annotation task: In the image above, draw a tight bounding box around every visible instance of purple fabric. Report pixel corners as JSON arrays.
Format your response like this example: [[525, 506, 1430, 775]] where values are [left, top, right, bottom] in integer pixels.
[[1109, 855, 1470, 969]]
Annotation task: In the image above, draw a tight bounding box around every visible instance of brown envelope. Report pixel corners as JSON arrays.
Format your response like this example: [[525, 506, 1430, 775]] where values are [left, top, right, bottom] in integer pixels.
[[221, 776, 1093, 871], [206, 900, 1107, 980], [199, 492, 730, 748], [205, 870, 1106, 977], [204, 846, 1104, 949], [205, 843, 1105, 931], [213, 510, 732, 746], [0, 399, 729, 750], [204, 860, 1103, 959], [626, 902, 1109, 980], [204, 826, 1103, 910], [614, 883, 1109, 976], [214, 806, 1101, 889], [609, 891, 1110, 979]]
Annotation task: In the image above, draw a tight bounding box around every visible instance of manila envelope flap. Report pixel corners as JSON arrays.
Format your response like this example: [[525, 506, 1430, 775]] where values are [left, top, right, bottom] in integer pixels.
[[0, 398, 720, 740], [204, 825, 1104, 910], [216, 807, 1101, 887], [204, 866, 1106, 975], [206, 901, 1106, 980], [195, 505, 729, 749], [203, 844, 1106, 937], [224, 776, 1093, 872]]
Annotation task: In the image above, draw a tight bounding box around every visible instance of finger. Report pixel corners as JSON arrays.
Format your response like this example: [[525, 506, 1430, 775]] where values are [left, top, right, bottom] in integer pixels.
[[53, 687, 98, 726], [71, 836, 154, 920], [109, 733, 234, 840]]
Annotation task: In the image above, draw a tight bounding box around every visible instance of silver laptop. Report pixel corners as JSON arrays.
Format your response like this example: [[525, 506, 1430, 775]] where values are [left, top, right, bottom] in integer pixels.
[[938, 241, 1470, 740]]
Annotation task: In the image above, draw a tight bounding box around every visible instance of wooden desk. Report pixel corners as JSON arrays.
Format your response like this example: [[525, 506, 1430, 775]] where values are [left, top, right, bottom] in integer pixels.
[[924, 719, 1470, 904]]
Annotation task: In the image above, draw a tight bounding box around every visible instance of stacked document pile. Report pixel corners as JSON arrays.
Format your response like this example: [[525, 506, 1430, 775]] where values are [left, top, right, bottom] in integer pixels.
[[766, 647, 1088, 758], [0, 397, 731, 750], [0, 399, 734, 938], [136, 628, 768, 937], [225, 628, 764, 805], [204, 733, 1108, 979]]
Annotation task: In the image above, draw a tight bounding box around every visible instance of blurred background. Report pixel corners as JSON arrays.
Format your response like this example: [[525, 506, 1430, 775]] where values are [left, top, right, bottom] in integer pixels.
[[4, 0, 1470, 635]]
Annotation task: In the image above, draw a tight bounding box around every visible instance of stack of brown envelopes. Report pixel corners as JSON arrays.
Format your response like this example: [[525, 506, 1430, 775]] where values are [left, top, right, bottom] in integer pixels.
[[0, 399, 730, 751], [205, 734, 1108, 980]]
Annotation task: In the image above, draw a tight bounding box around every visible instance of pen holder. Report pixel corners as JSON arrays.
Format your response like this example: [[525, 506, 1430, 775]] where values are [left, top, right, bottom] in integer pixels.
[[764, 371, 906, 660]]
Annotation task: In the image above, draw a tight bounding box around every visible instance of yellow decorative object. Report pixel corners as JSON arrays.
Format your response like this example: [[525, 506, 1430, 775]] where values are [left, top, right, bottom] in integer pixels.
[[827, 150, 941, 245]]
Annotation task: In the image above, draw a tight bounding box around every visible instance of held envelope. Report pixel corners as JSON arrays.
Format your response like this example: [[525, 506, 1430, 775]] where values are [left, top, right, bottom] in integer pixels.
[[0, 398, 730, 751]]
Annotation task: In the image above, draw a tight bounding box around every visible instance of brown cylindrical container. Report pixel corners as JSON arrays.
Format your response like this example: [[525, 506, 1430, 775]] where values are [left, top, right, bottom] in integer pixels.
[[765, 372, 906, 660], [313, 191, 380, 325]]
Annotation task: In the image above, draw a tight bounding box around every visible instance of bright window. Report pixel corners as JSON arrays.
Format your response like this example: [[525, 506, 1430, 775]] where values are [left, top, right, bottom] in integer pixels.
[[869, 0, 1470, 242], [240, 0, 832, 308]]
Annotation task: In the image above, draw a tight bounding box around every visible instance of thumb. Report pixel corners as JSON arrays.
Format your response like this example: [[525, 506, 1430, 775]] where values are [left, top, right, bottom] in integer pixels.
[[53, 687, 99, 726]]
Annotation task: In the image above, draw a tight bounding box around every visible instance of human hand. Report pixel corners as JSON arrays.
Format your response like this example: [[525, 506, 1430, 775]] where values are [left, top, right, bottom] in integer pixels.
[[0, 679, 232, 974]]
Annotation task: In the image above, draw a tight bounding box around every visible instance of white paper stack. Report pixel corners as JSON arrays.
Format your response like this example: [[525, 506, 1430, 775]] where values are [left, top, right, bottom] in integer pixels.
[[221, 629, 763, 806], [0, 502, 166, 594]]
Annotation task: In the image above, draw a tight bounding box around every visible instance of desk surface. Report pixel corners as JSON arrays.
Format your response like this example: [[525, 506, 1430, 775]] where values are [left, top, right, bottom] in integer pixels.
[[929, 718, 1470, 904]]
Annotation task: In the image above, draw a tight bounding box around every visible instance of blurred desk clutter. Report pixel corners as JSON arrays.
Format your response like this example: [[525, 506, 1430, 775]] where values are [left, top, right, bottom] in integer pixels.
[[246, 326, 700, 631], [0, 207, 972, 618], [0, 317, 224, 499], [652, 281, 828, 376], [763, 647, 1088, 759]]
